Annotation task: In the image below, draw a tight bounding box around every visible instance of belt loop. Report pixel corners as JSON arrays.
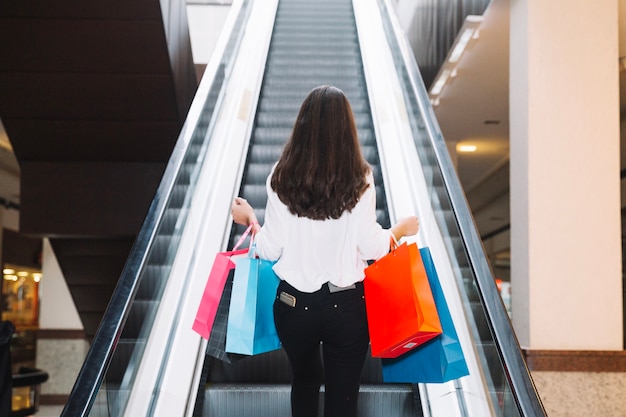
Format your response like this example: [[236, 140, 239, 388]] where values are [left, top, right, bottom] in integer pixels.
[[327, 282, 357, 293]]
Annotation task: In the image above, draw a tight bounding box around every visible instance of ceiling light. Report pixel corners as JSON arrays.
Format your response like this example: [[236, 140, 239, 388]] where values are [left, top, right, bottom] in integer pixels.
[[430, 69, 450, 96], [3, 268, 15, 275], [457, 143, 477, 153], [448, 28, 474, 63]]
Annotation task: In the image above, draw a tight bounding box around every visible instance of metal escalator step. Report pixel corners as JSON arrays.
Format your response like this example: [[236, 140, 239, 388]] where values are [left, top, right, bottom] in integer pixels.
[[256, 111, 372, 131], [241, 184, 268, 208], [271, 32, 356, 43], [263, 59, 361, 71], [120, 300, 157, 339], [277, 12, 353, 20], [262, 78, 365, 91], [258, 96, 369, 113], [107, 339, 145, 383], [260, 85, 367, 103], [270, 38, 359, 49], [248, 145, 284, 163], [358, 129, 375, 145], [255, 112, 297, 128], [265, 64, 361, 79], [135, 264, 168, 299], [268, 63, 360, 76], [203, 384, 418, 417], [244, 163, 274, 185], [220, 0, 394, 407], [277, 7, 353, 15], [252, 127, 292, 143]]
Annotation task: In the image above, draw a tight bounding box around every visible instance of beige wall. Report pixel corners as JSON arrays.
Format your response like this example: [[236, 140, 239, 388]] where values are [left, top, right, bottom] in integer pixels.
[[510, 0, 622, 350]]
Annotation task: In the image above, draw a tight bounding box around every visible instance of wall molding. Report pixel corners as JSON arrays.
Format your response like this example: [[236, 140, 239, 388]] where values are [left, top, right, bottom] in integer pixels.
[[40, 394, 69, 405], [525, 349, 626, 372], [37, 329, 85, 339]]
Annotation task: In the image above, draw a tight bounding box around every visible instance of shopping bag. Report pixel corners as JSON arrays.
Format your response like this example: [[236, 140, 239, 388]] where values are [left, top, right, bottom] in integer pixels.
[[225, 246, 281, 355], [364, 240, 442, 358], [205, 270, 246, 363], [382, 247, 470, 383], [192, 225, 252, 339]]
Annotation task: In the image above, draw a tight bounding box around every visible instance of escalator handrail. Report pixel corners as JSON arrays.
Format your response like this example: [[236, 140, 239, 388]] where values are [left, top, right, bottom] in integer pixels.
[[376, 0, 546, 415], [59, 2, 251, 416]]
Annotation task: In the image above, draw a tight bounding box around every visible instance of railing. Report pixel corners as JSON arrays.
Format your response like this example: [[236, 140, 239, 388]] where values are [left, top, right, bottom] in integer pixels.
[[11, 367, 49, 417], [60, 1, 253, 416], [374, 0, 546, 415]]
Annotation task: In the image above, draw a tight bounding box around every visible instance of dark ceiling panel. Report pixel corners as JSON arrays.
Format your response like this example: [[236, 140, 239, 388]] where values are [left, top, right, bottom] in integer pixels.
[[20, 161, 166, 237], [0, 19, 172, 73], [0, 0, 197, 342], [5, 119, 181, 162], [0, 73, 180, 120], [0, 0, 163, 20]]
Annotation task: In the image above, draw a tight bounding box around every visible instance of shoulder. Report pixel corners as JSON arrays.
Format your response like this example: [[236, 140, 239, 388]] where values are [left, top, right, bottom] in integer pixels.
[[266, 163, 278, 188]]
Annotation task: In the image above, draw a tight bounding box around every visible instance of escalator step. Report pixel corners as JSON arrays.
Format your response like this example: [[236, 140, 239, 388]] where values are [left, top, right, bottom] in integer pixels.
[[211, 0, 395, 412], [203, 385, 418, 417]]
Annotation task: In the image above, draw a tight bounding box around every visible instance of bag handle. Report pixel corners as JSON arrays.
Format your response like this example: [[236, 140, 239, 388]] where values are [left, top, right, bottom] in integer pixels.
[[233, 223, 255, 251], [390, 233, 399, 251]]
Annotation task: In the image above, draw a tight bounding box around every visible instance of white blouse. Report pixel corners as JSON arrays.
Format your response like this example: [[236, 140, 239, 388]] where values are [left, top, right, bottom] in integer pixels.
[[254, 167, 392, 293]]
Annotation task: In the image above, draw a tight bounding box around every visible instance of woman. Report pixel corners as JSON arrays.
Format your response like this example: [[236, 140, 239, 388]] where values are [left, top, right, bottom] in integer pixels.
[[231, 85, 418, 417]]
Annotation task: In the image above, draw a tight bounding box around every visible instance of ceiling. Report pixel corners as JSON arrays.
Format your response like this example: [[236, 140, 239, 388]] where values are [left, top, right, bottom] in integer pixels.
[[428, 0, 626, 259], [429, 0, 509, 193], [426, 0, 511, 249]]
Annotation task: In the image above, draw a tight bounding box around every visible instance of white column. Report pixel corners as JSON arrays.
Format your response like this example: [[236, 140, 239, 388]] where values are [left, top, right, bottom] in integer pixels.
[[37, 239, 87, 398], [39, 239, 82, 329], [510, 0, 622, 349]]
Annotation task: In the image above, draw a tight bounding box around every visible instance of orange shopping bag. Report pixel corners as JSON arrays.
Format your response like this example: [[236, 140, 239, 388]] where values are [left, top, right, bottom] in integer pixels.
[[364, 240, 442, 358]]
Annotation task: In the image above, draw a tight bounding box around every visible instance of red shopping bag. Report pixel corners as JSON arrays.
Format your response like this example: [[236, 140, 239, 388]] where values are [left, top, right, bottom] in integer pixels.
[[192, 225, 252, 339], [364, 240, 442, 358]]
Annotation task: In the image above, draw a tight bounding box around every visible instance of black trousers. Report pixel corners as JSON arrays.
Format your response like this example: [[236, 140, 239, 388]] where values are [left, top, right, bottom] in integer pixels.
[[273, 280, 369, 417]]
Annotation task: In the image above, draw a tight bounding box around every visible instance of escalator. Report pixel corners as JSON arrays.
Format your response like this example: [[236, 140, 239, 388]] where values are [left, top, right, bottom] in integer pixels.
[[61, 0, 546, 416], [199, 0, 415, 415]]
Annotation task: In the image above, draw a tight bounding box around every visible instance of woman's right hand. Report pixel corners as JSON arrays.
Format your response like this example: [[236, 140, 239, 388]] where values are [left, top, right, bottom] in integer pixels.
[[231, 197, 258, 227], [391, 216, 419, 241]]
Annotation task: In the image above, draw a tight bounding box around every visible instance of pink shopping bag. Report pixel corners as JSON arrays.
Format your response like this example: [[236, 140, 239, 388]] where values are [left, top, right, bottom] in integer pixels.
[[192, 225, 252, 339]]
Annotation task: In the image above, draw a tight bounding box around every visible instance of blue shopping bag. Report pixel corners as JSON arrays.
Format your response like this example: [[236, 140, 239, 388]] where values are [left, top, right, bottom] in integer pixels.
[[382, 247, 470, 383], [225, 246, 282, 355]]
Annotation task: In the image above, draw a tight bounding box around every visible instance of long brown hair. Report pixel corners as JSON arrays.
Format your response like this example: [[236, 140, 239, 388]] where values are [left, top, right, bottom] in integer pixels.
[[271, 85, 371, 220]]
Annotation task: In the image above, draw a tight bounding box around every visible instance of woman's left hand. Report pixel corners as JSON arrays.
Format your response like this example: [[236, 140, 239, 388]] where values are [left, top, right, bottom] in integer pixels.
[[231, 197, 257, 226]]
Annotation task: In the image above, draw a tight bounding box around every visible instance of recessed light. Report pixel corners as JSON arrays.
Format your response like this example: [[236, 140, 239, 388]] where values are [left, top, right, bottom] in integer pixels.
[[457, 144, 477, 153]]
